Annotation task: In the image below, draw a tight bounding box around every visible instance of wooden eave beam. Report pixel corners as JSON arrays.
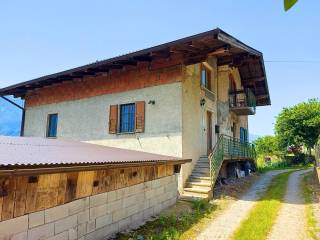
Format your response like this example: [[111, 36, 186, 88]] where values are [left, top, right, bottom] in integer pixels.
[[133, 55, 152, 62]]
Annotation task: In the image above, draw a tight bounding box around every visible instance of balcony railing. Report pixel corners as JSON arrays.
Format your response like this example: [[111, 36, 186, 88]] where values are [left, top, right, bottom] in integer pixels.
[[209, 135, 256, 185], [229, 88, 256, 115]]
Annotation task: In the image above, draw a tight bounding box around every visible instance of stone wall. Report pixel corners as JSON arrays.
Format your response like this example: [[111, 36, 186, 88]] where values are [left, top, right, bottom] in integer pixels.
[[0, 175, 178, 240]]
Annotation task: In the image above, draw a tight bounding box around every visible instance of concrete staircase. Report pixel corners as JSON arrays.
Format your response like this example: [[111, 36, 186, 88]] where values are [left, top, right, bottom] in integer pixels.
[[181, 156, 213, 200]]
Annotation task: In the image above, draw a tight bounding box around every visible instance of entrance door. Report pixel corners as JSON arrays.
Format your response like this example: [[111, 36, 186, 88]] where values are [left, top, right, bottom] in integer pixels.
[[207, 111, 213, 155]]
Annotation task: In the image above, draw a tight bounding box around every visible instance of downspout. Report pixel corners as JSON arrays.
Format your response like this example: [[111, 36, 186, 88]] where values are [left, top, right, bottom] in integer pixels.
[[1, 96, 25, 136]]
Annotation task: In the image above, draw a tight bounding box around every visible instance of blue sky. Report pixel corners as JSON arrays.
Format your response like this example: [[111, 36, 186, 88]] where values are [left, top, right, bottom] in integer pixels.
[[0, 0, 319, 136]]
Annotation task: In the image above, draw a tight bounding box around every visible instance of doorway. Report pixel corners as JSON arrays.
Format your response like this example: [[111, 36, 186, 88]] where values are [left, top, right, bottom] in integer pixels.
[[207, 111, 213, 155]]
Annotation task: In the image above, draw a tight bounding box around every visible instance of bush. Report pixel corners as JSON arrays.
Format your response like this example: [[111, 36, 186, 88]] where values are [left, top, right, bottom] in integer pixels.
[[291, 153, 307, 165], [256, 155, 289, 173]]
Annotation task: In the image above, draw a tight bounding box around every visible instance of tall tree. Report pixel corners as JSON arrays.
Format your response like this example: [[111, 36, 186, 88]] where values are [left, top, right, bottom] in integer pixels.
[[253, 135, 283, 156], [275, 99, 320, 154]]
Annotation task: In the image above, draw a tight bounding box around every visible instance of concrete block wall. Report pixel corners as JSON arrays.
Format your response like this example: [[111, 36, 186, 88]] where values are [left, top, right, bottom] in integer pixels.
[[0, 175, 178, 240]]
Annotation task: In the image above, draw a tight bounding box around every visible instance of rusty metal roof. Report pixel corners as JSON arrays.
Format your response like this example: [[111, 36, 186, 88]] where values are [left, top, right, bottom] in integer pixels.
[[0, 28, 270, 106], [0, 136, 187, 167]]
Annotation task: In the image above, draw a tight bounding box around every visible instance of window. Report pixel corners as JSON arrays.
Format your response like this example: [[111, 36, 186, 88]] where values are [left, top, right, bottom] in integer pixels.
[[240, 127, 248, 142], [47, 113, 58, 138], [200, 64, 211, 90], [119, 103, 136, 133], [109, 101, 145, 134]]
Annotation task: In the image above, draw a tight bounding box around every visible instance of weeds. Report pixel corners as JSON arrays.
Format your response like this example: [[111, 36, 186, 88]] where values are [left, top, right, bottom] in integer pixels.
[[301, 173, 320, 239], [117, 199, 214, 240]]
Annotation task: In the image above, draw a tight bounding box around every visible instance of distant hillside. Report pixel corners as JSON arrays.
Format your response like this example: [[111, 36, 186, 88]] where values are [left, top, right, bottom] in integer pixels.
[[0, 97, 23, 136]]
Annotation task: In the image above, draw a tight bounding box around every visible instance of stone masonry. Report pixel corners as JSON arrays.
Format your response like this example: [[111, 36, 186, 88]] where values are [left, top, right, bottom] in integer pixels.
[[0, 175, 178, 240]]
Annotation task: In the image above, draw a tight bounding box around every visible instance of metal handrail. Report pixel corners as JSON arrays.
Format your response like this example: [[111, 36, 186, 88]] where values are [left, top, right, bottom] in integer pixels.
[[209, 134, 256, 186]]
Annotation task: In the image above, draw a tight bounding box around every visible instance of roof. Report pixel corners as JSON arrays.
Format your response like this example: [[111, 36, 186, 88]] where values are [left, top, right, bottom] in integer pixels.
[[0, 136, 188, 168], [0, 28, 270, 106]]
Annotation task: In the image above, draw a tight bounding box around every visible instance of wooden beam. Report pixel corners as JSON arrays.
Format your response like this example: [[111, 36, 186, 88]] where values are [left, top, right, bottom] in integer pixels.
[[208, 46, 230, 56]]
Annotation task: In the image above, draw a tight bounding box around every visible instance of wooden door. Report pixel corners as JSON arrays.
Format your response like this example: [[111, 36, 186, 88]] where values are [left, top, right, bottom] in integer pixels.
[[207, 111, 213, 155]]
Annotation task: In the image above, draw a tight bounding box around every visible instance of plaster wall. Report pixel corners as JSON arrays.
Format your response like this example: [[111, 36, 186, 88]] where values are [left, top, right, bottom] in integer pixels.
[[217, 66, 248, 138], [24, 83, 183, 157], [180, 57, 218, 186]]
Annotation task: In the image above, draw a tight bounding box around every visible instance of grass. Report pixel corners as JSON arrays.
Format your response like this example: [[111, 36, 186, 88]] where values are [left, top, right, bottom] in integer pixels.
[[117, 199, 215, 240], [117, 175, 258, 240], [231, 171, 293, 240], [301, 172, 320, 239]]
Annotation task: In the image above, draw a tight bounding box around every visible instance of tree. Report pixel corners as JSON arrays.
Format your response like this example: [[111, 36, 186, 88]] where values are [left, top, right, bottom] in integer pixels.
[[275, 99, 320, 155], [284, 0, 298, 11], [253, 135, 282, 156]]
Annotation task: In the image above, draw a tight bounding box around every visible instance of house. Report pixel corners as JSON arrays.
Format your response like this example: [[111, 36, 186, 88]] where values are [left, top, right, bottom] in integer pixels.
[[0, 136, 189, 239], [0, 28, 270, 200]]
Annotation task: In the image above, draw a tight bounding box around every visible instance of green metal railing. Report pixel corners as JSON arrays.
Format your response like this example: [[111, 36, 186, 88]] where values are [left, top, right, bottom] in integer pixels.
[[209, 135, 256, 185], [229, 88, 257, 111]]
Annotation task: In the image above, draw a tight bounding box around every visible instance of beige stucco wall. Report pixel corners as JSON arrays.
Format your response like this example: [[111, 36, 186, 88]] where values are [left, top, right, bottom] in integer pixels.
[[24, 83, 183, 158], [180, 57, 218, 185], [0, 175, 178, 240], [217, 66, 248, 138]]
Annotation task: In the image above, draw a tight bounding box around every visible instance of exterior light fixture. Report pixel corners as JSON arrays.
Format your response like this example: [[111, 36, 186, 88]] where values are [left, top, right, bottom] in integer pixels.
[[200, 98, 206, 106], [148, 100, 155, 105]]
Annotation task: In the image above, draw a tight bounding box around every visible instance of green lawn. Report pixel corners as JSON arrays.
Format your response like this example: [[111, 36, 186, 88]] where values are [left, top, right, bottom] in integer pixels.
[[231, 171, 292, 240], [301, 172, 320, 239]]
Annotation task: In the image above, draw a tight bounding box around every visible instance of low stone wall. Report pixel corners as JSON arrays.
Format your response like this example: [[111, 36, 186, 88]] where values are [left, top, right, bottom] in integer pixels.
[[0, 175, 178, 240]]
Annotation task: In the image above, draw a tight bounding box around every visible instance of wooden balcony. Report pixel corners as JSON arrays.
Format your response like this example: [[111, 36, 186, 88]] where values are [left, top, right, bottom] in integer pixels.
[[229, 88, 256, 115]]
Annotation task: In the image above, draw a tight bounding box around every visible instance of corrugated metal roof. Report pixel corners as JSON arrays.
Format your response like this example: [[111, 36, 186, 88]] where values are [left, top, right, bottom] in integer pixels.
[[0, 136, 185, 167]]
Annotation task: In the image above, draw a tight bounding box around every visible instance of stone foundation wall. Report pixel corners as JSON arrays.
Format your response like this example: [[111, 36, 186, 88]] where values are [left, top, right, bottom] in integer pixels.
[[0, 175, 178, 240]]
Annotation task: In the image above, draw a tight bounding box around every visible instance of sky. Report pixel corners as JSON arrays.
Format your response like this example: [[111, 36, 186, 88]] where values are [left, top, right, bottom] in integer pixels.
[[0, 0, 319, 136]]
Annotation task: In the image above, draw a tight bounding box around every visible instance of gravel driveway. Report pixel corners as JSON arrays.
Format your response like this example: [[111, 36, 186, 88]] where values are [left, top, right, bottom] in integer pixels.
[[197, 169, 290, 240], [267, 169, 312, 240]]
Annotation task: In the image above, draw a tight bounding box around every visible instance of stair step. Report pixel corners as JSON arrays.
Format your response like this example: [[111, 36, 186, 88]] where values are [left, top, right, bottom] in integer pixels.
[[189, 176, 211, 183], [180, 192, 209, 201], [193, 169, 210, 174], [198, 158, 209, 163], [184, 187, 211, 193], [194, 165, 210, 170], [190, 172, 210, 178], [186, 181, 211, 188]]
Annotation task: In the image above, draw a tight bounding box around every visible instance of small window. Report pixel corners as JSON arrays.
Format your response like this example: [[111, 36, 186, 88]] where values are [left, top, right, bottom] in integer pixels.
[[47, 113, 58, 138], [200, 64, 211, 90], [119, 103, 135, 133]]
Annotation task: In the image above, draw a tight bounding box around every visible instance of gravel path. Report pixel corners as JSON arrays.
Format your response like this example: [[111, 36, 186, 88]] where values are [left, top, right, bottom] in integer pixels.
[[267, 169, 312, 240], [197, 170, 290, 240]]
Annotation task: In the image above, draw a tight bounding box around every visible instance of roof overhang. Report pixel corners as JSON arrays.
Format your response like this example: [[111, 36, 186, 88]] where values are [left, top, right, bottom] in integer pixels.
[[0, 28, 270, 106], [0, 136, 191, 176]]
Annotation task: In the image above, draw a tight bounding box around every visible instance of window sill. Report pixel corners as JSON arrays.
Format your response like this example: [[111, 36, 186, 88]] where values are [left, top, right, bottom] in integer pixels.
[[116, 132, 136, 135], [201, 86, 215, 101]]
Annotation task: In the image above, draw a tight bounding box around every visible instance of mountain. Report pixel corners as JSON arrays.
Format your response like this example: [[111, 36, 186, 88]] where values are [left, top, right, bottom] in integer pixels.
[[0, 97, 23, 136]]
